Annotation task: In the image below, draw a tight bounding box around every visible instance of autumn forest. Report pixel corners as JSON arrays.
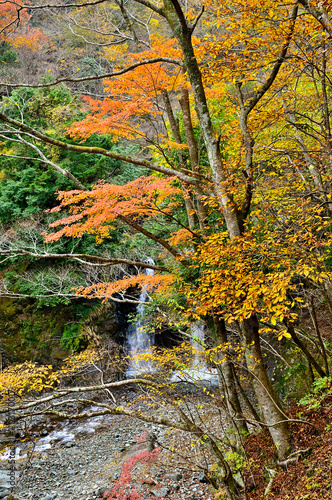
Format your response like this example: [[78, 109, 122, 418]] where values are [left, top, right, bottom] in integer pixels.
[[0, 1, 332, 499]]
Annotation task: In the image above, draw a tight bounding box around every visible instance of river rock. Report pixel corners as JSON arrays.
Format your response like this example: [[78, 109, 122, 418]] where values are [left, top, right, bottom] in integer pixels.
[[151, 487, 169, 498], [198, 472, 209, 483], [170, 472, 183, 481]]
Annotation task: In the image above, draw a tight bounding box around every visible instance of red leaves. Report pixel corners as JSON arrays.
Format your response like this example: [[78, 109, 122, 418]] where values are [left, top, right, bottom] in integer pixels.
[[105, 443, 160, 500], [0, 2, 46, 49]]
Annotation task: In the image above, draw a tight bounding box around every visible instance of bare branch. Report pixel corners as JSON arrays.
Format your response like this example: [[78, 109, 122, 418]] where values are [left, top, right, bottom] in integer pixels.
[[0, 58, 182, 89], [0, 249, 167, 271]]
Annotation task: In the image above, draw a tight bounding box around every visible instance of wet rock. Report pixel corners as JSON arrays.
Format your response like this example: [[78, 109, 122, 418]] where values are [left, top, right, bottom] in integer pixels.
[[198, 472, 209, 483]]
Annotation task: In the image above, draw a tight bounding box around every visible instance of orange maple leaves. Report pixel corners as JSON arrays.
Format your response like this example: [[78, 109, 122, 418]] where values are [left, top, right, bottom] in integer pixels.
[[69, 36, 183, 141], [75, 273, 176, 300], [0, 2, 46, 49], [45, 175, 181, 243]]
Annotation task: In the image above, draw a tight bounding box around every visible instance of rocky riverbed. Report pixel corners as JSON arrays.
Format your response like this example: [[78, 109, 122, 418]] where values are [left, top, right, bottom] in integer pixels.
[[0, 389, 217, 500]]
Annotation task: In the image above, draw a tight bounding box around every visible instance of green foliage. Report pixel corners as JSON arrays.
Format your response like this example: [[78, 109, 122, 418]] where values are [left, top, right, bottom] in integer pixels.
[[0, 85, 147, 225], [299, 376, 332, 410], [0, 41, 18, 66], [224, 450, 245, 474], [21, 319, 40, 344], [5, 267, 82, 307], [272, 346, 311, 400], [61, 323, 82, 350]]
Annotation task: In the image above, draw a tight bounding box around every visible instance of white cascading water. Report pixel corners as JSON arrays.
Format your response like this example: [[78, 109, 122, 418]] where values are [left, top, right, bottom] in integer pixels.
[[190, 320, 209, 377], [171, 320, 217, 384], [126, 258, 155, 377]]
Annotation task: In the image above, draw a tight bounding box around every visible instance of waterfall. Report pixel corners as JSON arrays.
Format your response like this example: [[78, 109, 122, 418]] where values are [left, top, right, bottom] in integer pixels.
[[190, 320, 208, 377], [171, 321, 218, 384], [126, 258, 155, 377]]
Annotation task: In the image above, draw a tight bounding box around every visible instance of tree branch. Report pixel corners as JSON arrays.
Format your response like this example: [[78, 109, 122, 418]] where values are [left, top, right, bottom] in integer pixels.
[[298, 0, 332, 37], [0, 58, 182, 88], [119, 215, 190, 266], [0, 249, 167, 271], [244, 3, 299, 115], [132, 0, 164, 17], [0, 112, 200, 186]]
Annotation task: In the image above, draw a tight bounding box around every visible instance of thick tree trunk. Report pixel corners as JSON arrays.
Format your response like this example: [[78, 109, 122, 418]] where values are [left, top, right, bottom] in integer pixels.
[[164, 0, 241, 239], [162, 0, 293, 461], [162, 89, 197, 228], [213, 315, 249, 443], [179, 85, 207, 231], [242, 315, 292, 460]]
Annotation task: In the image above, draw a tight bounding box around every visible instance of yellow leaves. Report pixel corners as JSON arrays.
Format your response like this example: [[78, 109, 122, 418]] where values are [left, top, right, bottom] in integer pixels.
[[0, 362, 59, 397], [59, 347, 104, 376], [190, 184, 330, 328], [277, 330, 292, 341], [149, 18, 160, 28], [0, 349, 106, 399], [163, 140, 188, 151]]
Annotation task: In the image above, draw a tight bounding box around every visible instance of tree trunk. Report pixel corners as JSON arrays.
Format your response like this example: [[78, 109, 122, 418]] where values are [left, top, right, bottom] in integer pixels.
[[163, 0, 292, 460], [213, 315, 249, 444], [242, 315, 292, 460], [164, 0, 241, 239], [285, 321, 326, 378], [179, 85, 207, 231]]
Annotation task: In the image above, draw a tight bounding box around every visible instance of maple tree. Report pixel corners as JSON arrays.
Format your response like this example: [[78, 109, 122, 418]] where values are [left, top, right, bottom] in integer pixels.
[[0, 1, 45, 49]]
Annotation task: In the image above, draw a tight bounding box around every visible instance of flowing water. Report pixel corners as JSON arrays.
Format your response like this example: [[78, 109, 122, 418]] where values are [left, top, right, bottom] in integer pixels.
[[126, 258, 155, 377], [171, 321, 218, 385], [0, 406, 116, 462]]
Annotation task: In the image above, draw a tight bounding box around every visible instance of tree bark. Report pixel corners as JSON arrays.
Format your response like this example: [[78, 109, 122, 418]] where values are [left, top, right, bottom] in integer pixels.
[[179, 85, 207, 231], [213, 315, 249, 443], [242, 315, 292, 460]]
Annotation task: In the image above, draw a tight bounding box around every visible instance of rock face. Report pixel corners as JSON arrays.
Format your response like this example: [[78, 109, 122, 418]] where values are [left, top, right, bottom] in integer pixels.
[[0, 298, 121, 367]]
